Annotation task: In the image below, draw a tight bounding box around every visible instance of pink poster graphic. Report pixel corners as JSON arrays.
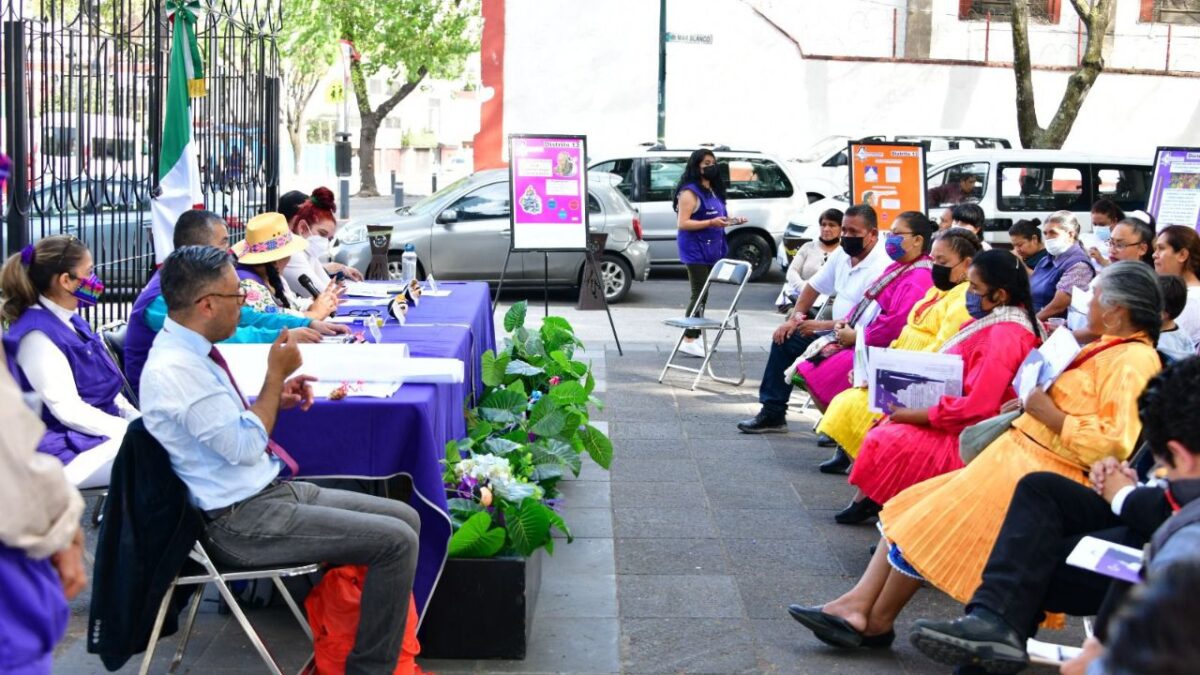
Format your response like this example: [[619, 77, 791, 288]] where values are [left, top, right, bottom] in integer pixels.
[[509, 135, 589, 250]]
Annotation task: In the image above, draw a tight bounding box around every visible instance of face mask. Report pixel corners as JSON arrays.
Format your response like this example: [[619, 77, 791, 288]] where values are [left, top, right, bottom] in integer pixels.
[[308, 235, 331, 261], [840, 236, 865, 258], [884, 234, 907, 261], [1092, 226, 1111, 243], [965, 290, 988, 320], [701, 165, 721, 182], [819, 236, 840, 246], [72, 274, 104, 307], [931, 263, 959, 292], [1044, 236, 1073, 257]]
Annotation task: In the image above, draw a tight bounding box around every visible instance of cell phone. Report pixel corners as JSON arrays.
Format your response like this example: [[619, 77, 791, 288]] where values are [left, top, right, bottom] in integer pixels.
[[333, 271, 347, 283]]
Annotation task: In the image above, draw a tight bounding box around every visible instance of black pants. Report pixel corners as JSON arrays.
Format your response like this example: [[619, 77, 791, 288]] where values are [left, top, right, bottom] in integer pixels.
[[968, 472, 1142, 641], [683, 264, 711, 339]]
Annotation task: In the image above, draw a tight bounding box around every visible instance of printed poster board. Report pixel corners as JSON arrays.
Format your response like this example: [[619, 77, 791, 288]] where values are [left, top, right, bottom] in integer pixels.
[[508, 134, 589, 251], [848, 142, 927, 230], [1147, 147, 1200, 230]]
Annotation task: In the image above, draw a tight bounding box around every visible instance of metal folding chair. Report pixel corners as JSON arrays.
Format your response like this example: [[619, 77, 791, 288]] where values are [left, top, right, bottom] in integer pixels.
[[139, 541, 320, 675], [659, 258, 751, 390]]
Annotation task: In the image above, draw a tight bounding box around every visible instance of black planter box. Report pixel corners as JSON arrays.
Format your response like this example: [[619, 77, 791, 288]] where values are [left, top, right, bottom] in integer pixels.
[[417, 552, 543, 659]]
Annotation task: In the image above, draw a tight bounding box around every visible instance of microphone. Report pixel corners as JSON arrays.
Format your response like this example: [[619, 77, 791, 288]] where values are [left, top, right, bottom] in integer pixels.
[[297, 274, 322, 298]]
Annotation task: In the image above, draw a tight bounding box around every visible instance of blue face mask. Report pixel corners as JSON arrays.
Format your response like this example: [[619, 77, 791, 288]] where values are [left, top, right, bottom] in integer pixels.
[[965, 290, 989, 320], [884, 234, 907, 261]]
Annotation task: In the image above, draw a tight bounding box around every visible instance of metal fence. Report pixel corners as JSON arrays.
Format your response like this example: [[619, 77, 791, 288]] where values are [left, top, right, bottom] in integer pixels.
[[2, 0, 281, 325]]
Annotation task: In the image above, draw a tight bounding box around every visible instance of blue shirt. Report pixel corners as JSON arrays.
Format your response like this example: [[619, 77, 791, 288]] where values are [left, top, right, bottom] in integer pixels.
[[140, 318, 281, 510]]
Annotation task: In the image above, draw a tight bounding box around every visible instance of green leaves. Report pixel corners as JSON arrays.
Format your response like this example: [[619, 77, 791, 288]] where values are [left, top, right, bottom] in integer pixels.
[[530, 408, 566, 437], [531, 438, 582, 476], [578, 424, 613, 470], [481, 350, 511, 387], [502, 498, 551, 557], [549, 380, 589, 405], [505, 359, 545, 377], [504, 301, 528, 332], [482, 437, 523, 457], [477, 389, 526, 424], [448, 511, 505, 559]]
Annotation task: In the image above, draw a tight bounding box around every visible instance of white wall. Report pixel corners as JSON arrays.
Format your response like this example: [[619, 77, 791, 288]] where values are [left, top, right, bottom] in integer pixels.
[[503, 0, 1200, 162]]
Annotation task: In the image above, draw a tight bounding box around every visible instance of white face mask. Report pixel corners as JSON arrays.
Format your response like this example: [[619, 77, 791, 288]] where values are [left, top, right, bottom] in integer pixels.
[[1044, 235, 1073, 257], [307, 235, 331, 261]]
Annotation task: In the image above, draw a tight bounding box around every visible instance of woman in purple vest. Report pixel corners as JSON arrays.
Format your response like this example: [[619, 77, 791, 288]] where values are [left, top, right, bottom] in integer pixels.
[[1030, 210, 1095, 322], [673, 149, 746, 358], [1, 235, 139, 488]]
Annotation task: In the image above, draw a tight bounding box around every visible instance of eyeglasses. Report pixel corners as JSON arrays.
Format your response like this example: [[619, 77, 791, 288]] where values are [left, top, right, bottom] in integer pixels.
[[1108, 239, 1140, 251], [344, 308, 383, 317], [195, 289, 248, 306]]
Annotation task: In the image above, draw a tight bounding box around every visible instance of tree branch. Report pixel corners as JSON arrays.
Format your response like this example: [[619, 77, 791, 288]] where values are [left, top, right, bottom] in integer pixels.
[[372, 66, 428, 119], [1067, 0, 1093, 23]]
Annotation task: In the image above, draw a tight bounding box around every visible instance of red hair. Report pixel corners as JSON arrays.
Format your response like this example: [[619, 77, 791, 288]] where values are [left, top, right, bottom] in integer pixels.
[[290, 187, 337, 231]]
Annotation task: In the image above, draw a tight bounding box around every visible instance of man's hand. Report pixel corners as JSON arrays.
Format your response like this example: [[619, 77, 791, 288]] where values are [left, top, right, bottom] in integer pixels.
[[281, 375, 317, 412], [835, 325, 856, 347], [1100, 460, 1137, 504], [325, 262, 364, 282], [267, 328, 302, 381], [310, 320, 351, 336], [290, 327, 323, 343], [50, 528, 87, 600], [773, 319, 798, 345], [797, 320, 825, 337]]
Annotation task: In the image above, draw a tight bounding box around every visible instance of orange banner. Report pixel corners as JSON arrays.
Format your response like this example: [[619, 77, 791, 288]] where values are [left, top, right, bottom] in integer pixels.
[[848, 143, 927, 231]]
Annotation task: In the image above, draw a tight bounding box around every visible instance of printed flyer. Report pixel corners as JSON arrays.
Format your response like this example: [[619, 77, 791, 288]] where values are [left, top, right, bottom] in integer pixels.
[[508, 135, 589, 251], [848, 142, 927, 230]]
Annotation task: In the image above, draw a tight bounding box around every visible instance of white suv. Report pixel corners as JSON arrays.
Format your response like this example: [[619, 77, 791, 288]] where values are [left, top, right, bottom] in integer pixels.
[[589, 145, 810, 281]]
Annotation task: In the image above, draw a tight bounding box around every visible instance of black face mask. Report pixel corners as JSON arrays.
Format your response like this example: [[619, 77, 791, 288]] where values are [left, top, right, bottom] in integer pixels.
[[840, 236, 865, 257], [931, 263, 960, 291], [819, 236, 840, 246], [701, 165, 721, 182]]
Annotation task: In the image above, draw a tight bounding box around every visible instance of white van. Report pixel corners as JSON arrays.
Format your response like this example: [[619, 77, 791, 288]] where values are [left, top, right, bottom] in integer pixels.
[[788, 133, 1014, 202], [800, 149, 1154, 247]]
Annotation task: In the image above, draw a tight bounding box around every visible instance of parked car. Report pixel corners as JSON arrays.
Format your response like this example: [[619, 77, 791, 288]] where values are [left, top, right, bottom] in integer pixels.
[[332, 169, 651, 303], [588, 145, 810, 281], [789, 132, 1014, 203], [800, 149, 1154, 246]]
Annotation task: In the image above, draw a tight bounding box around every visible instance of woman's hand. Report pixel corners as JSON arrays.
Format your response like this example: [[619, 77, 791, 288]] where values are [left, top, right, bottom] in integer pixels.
[[307, 288, 338, 319], [726, 216, 748, 226], [835, 325, 857, 347], [1024, 387, 1067, 434], [1088, 248, 1109, 267], [889, 407, 929, 425], [708, 217, 731, 228]]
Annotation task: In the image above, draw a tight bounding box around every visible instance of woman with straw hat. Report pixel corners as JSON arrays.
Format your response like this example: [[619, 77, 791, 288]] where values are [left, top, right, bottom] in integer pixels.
[[232, 212, 339, 321]]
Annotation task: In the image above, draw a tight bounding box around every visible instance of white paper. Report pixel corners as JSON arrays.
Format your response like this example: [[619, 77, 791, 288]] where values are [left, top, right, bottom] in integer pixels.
[[852, 336, 869, 388], [1026, 639, 1083, 666], [1066, 285, 1093, 331], [310, 380, 402, 399], [1066, 535, 1144, 584], [1013, 327, 1081, 403], [425, 274, 439, 293], [1157, 188, 1200, 228], [866, 347, 963, 414], [423, 289, 453, 297], [217, 344, 471, 396], [342, 281, 406, 298], [339, 297, 392, 308]]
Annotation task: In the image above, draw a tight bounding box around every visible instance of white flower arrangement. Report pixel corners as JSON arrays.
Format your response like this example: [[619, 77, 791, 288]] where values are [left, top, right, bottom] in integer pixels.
[[454, 453, 542, 502]]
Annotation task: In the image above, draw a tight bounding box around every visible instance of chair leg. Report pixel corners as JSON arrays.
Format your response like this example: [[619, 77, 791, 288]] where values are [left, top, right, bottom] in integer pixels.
[[139, 581, 179, 675], [658, 330, 688, 383], [702, 327, 746, 387], [168, 587, 205, 674], [271, 576, 314, 641], [208, 576, 285, 675]]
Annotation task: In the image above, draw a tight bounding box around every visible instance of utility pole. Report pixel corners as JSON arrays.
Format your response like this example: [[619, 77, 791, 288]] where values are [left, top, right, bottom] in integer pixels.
[[656, 0, 666, 146]]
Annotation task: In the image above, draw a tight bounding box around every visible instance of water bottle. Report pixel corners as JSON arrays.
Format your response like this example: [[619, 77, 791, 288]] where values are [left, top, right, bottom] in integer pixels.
[[401, 243, 418, 285]]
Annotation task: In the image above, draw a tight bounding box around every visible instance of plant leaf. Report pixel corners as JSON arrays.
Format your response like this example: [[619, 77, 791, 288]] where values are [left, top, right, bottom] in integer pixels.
[[504, 301, 528, 332], [579, 424, 613, 470], [447, 497, 484, 520], [481, 350, 511, 387], [549, 380, 589, 405], [505, 359, 545, 377], [448, 511, 506, 558], [482, 437, 523, 456], [529, 390, 556, 424], [531, 438, 582, 475], [545, 506, 574, 544], [503, 499, 551, 557], [524, 334, 545, 359], [530, 463, 564, 483], [530, 407, 566, 437], [478, 389, 527, 423]]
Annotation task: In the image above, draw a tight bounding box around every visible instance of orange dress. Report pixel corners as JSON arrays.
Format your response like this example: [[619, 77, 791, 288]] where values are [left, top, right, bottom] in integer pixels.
[[879, 335, 1161, 603]]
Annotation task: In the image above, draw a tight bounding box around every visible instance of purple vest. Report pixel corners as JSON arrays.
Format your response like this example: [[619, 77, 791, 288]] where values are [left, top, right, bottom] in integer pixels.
[[1030, 244, 1093, 316], [124, 271, 162, 398], [675, 182, 728, 265], [3, 305, 124, 464], [0, 544, 68, 673]]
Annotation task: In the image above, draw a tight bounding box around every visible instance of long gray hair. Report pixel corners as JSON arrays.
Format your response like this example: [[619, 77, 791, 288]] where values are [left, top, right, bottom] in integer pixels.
[[1096, 261, 1163, 343]]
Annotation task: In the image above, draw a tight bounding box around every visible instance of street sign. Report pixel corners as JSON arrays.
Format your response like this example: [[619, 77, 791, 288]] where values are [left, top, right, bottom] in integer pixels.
[[666, 32, 713, 45]]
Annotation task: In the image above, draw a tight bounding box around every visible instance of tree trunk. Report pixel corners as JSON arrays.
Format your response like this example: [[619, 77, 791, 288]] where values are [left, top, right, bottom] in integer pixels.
[[358, 115, 381, 196], [287, 124, 303, 174]]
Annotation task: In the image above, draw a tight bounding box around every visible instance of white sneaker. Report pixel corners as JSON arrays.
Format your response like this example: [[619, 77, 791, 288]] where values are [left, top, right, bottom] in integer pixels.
[[678, 340, 707, 358]]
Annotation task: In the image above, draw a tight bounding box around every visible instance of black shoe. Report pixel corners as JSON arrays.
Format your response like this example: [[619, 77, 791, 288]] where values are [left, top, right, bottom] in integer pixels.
[[737, 412, 787, 434], [818, 447, 852, 474], [817, 432, 837, 448], [835, 498, 882, 525], [787, 605, 895, 650], [910, 607, 1029, 674]]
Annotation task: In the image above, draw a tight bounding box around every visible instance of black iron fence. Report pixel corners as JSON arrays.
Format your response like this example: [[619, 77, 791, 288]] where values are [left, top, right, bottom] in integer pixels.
[[2, 0, 281, 325]]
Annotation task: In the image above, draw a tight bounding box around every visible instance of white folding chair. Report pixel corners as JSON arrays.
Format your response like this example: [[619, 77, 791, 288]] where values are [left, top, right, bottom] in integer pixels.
[[659, 258, 751, 390], [139, 541, 320, 675]]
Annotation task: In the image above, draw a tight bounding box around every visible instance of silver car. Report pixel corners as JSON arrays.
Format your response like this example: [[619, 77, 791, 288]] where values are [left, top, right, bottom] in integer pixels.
[[332, 169, 651, 303]]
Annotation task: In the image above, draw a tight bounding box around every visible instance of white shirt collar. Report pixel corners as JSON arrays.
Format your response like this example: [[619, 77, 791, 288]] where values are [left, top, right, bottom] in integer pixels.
[[161, 317, 215, 356], [37, 295, 76, 326]]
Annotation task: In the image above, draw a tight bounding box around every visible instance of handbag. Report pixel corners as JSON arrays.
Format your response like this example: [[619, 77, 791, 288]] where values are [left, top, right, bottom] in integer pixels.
[[958, 410, 1021, 465]]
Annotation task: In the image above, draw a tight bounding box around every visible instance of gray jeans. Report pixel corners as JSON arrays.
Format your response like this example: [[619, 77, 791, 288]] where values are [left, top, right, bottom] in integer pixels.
[[204, 481, 420, 675]]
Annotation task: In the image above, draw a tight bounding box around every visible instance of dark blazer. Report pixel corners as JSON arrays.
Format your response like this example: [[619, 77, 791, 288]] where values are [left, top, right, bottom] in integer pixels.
[[87, 419, 205, 671]]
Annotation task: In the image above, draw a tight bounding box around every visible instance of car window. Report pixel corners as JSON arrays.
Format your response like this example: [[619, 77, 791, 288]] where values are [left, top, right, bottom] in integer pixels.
[[1093, 164, 1153, 212], [927, 161, 989, 206], [645, 158, 687, 202], [823, 149, 848, 168], [724, 158, 793, 199], [587, 192, 602, 214], [998, 164, 1089, 212], [590, 159, 634, 199], [452, 182, 511, 221]]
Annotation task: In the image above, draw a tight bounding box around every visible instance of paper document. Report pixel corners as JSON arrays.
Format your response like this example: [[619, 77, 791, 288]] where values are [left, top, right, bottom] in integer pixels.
[[1013, 328, 1081, 403], [866, 348, 963, 414], [1066, 285, 1093, 331], [851, 336, 869, 388], [342, 282, 406, 298], [1066, 535, 1143, 584], [339, 297, 392, 308], [1026, 639, 1083, 666]]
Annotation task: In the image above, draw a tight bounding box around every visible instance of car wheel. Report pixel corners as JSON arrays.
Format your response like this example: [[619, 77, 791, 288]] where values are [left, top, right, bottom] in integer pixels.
[[727, 232, 773, 281], [598, 253, 633, 303]]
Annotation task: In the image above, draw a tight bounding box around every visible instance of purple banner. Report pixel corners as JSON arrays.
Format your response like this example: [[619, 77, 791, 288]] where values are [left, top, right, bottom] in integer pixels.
[[1147, 147, 1200, 230], [508, 135, 589, 251]]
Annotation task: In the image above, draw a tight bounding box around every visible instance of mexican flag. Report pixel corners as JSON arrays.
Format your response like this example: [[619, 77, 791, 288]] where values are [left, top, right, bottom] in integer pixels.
[[151, 0, 206, 263]]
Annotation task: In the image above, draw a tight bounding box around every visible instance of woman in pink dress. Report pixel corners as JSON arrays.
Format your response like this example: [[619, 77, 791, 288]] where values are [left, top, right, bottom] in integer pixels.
[[792, 211, 935, 411], [835, 249, 1044, 524]]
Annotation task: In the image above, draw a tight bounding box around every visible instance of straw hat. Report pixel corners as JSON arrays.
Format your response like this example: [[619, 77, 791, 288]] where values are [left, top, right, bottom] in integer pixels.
[[231, 212, 309, 265]]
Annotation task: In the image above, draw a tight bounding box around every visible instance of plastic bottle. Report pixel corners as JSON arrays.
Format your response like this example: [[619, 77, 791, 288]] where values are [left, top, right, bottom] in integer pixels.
[[401, 243, 418, 285]]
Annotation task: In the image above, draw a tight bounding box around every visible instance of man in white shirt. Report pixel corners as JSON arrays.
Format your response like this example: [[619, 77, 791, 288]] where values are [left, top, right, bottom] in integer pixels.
[[737, 204, 891, 434], [140, 246, 418, 674]]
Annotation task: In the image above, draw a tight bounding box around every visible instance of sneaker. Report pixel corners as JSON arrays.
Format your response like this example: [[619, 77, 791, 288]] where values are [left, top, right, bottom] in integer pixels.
[[678, 340, 707, 358], [737, 412, 788, 434]]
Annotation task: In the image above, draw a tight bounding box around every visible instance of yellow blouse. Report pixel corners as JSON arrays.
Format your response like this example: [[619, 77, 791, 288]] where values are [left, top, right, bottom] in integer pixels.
[[890, 283, 971, 353], [1012, 334, 1161, 467]]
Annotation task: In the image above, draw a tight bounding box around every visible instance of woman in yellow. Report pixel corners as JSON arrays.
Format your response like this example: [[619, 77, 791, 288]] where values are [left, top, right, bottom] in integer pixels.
[[787, 261, 1163, 650], [816, 229, 979, 472]]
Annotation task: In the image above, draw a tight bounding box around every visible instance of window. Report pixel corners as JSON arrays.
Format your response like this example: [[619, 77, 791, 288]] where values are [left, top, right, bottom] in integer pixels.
[[959, 0, 1060, 22], [724, 158, 793, 200], [453, 182, 510, 221], [590, 158, 634, 199], [1140, 0, 1200, 24], [1093, 165, 1153, 212], [42, 127, 77, 156], [926, 162, 990, 207], [587, 192, 602, 214], [823, 149, 848, 168], [644, 158, 687, 202], [997, 163, 1089, 212]]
